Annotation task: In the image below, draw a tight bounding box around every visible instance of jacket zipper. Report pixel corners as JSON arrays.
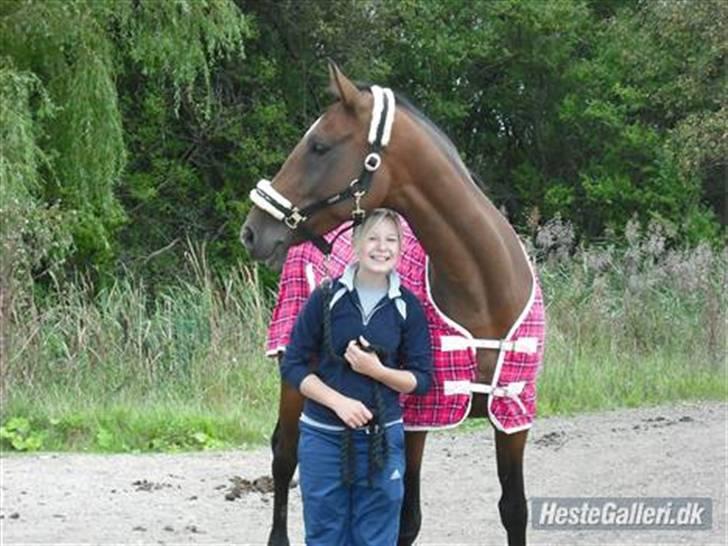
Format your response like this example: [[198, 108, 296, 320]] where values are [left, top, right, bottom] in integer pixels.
[[355, 299, 387, 326]]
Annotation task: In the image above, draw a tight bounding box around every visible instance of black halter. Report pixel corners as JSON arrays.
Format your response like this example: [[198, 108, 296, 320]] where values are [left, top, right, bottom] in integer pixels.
[[249, 86, 395, 255]]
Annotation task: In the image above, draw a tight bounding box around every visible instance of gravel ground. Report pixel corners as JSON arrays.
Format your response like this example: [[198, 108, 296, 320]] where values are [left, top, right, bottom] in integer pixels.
[[1, 401, 726, 545]]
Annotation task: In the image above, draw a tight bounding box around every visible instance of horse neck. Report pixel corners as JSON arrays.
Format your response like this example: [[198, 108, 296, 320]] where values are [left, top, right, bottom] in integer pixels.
[[384, 115, 533, 336]]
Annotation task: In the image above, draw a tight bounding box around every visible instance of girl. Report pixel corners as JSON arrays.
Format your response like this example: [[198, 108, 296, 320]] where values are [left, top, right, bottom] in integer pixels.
[[281, 208, 432, 545]]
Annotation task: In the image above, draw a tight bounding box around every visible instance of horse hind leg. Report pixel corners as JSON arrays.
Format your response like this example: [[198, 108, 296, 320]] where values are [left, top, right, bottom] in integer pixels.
[[267, 381, 305, 546], [398, 430, 427, 546], [495, 429, 529, 546]]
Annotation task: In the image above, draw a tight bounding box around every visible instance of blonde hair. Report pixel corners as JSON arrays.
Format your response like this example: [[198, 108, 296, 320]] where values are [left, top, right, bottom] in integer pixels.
[[352, 208, 403, 249]]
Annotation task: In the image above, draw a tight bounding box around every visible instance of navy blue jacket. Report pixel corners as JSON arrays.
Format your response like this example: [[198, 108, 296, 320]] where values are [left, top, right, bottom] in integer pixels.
[[281, 264, 433, 427]]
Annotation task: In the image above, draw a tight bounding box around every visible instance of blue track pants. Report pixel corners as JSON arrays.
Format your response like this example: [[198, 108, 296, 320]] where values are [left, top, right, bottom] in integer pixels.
[[298, 420, 405, 546]]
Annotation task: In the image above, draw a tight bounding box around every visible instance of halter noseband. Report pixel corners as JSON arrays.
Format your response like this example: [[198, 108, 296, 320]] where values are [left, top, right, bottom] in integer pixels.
[[249, 85, 396, 255]]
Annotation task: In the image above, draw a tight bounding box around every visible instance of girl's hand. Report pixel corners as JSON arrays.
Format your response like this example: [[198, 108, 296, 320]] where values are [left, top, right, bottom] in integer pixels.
[[345, 339, 384, 379], [333, 397, 373, 428]]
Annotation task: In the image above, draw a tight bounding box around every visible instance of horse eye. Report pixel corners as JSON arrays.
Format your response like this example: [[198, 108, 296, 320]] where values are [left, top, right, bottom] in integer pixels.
[[310, 140, 331, 155]]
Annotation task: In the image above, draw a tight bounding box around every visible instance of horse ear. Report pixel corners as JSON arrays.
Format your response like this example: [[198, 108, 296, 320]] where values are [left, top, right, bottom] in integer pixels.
[[328, 60, 363, 110]]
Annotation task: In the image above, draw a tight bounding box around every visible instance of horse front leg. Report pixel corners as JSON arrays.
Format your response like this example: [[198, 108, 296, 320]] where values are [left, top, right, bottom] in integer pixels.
[[494, 428, 529, 546], [398, 430, 428, 546], [267, 380, 305, 546]]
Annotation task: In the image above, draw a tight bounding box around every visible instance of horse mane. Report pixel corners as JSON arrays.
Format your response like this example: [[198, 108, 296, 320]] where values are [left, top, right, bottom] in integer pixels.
[[346, 82, 490, 195]]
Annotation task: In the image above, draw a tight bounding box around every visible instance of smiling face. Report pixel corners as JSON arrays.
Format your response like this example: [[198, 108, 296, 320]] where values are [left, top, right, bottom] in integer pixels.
[[353, 211, 402, 278]]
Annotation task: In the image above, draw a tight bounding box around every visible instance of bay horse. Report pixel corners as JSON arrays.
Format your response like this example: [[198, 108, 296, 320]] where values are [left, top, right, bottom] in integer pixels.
[[241, 63, 540, 546]]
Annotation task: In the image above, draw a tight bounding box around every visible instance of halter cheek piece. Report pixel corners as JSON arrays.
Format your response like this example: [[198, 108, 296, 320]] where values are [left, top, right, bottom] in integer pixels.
[[249, 86, 396, 255]]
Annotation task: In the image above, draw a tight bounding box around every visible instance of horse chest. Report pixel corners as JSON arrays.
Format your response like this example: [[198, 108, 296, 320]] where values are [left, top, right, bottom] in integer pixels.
[[475, 351, 498, 384]]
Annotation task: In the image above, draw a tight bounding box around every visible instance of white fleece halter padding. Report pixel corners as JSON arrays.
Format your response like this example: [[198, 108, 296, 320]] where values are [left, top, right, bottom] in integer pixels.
[[368, 86, 385, 145], [249, 179, 292, 221], [381, 88, 396, 147], [368, 86, 396, 147]]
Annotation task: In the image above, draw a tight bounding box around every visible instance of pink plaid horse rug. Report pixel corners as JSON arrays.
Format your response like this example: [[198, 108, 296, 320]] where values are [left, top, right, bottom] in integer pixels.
[[266, 220, 545, 433]]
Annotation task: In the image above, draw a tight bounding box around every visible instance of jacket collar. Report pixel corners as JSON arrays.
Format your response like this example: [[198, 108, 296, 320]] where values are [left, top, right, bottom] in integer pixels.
[[338, 262, 402, 300]]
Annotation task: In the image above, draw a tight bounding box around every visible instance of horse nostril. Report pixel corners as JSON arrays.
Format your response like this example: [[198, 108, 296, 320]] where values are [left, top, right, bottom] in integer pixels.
[[241, 226, 255, 250]]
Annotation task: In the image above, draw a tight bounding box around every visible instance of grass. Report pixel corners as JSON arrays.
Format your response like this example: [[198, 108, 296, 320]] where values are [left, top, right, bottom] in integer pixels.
[[2, 224, 726, 452], [537, 343, 724, 417], [1, 360, 281, 453], [2, 249, 281, 453], [3, 388, 276, 453], [532, 237, 727, 419]]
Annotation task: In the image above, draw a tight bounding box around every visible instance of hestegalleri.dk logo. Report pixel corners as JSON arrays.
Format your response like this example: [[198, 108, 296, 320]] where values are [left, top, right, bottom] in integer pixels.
[[531, 497, 712, 530]]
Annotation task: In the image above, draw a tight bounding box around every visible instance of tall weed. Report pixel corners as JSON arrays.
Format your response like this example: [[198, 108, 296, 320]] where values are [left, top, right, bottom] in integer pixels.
[[3, 221, 726, 451], [3, 244, 278, 451], [531, 216, 726, 414]]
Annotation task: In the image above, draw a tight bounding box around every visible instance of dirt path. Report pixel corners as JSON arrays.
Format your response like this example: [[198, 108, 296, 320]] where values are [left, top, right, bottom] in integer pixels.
[[2, 401, 726, 545]]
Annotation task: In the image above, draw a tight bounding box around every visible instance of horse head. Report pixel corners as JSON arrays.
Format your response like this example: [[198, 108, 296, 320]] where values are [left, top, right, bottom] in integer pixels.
[[241, 62, 396, 270]]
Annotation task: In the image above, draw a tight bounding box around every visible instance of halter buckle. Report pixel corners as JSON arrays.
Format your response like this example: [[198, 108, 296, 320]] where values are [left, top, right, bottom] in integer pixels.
[[364, 153, 382, 172], [284, 209, 306, 230]]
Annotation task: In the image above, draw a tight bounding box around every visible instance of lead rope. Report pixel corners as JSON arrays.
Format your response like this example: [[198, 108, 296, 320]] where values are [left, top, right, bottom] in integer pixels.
[[367, 375, 388, 486], [321, 277, 388, 487], [320, 279, 355, 485]]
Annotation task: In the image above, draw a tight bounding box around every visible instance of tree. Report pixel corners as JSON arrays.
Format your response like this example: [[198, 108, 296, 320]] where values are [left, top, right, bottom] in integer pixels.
[[0, 0, 250, 282]]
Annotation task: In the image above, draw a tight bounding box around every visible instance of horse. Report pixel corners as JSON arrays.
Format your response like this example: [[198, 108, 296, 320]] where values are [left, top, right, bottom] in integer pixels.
[[241, 62, 543, 546]]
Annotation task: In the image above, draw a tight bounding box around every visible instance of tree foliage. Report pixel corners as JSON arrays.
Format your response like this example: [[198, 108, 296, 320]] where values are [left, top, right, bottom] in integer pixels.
[[1, 0, 249, 286], [1, 0, 725, 290]]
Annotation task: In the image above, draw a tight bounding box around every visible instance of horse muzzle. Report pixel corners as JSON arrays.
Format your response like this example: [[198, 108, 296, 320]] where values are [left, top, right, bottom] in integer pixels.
[[240, 210, 291, 271]]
